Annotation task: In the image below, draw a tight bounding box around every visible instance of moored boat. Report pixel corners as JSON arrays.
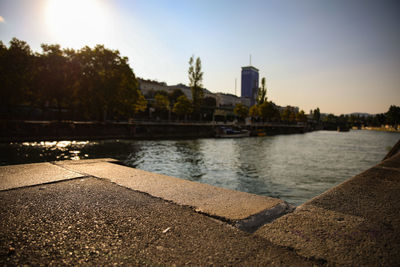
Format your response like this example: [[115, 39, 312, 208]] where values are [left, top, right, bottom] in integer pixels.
[[215, 127, 250, 138], [256, 129, 266, 136]]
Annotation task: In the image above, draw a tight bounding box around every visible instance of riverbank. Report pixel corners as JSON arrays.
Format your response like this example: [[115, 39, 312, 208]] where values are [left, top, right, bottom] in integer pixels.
[[361, 126, 400, 133], [1, 141, 399, 265], [0, 120, 310, 142]]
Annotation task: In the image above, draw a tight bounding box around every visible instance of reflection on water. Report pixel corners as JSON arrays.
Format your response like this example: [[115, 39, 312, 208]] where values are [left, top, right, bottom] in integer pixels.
[[1, 130, 399, 206], [18, 141, 90, 160]]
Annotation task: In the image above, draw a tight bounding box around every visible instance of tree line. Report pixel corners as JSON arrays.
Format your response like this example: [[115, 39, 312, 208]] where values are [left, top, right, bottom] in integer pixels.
[[233, 77, 308, 123], [0, 38, 147, 121], [0, 40, 211, 122], [321, 105, 400, 128], [2, 38, 397, 126]]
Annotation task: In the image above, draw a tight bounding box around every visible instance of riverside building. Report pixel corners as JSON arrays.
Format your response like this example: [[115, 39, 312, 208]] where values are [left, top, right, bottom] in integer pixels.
[[241, 66, 259, 106]]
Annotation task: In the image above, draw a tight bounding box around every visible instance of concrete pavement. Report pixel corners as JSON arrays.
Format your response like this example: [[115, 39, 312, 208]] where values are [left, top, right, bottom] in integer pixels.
[[0, 162, 84, 191], [0, 177, 313, 266], [53, 159, 293, 231]]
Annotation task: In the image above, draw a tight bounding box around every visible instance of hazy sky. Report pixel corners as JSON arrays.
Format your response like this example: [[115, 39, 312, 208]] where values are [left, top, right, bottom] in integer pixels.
[[1, 0, 399, 114]]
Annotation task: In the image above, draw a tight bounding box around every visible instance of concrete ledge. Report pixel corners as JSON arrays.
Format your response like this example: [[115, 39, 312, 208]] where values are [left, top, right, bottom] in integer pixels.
[[235, 201, 295, 233], [0, 162, 84, 191], [55, 159, 290, 230], [255, 152, 400, 265], [0, 177, 316, 266]]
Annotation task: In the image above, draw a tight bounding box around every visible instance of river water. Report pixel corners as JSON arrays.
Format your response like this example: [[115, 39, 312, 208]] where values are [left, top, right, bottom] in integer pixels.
[[1, 130, 399, 206]]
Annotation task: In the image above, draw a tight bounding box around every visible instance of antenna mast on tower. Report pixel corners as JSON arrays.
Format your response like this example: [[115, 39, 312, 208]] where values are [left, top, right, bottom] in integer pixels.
[[249, 54, 252, 66], [235, 78, 237, 96]]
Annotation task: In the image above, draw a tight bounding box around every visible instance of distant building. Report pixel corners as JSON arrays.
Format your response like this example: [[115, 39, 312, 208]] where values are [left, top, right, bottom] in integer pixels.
[[215, 93, 239, 107], [169, 83, 193, 100], [277, 105, 300, 114], [138, 78, 214, 101], [241, 66, 259, 106], [137, 78, 169, 97]]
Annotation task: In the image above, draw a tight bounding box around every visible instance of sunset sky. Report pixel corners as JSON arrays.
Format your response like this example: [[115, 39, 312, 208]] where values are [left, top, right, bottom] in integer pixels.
[[0, 0, 399, 115]]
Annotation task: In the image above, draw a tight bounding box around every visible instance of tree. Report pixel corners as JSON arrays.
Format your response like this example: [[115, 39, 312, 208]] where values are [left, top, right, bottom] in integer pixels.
[[281, 108, 291, 122], [375, 113, 387, 126], [313, 107, 321, 122], [323, 113, 336, 123], [134, 93, 147, 113], [234, 103, 249, 120], [169, 88, 185, 104], [201, 96, 216, 121], [296, 110, 307, 122], [153, 93, 170, 112], [173, 95, 193, 119], [188, 55, 204, 113], [76, 45, 146, 120], [259, 101, 276, 121], [257, 77, 267, 105], [154, 90, 169, 97], [0, 38, 34, 109], [0, 38, 147, 121], [386, 105, 400, 126], [249, 105, 260, 119], [38, 44, 73, 119]]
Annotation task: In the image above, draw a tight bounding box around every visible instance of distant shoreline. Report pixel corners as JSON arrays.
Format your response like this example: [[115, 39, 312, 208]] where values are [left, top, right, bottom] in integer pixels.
[[0, 120, 310, 143], [360, 127, 400, 133]]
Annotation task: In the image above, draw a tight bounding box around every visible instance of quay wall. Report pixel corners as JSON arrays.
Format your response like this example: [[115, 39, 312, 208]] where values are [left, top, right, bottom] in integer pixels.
[[0, 120, 309, 142]]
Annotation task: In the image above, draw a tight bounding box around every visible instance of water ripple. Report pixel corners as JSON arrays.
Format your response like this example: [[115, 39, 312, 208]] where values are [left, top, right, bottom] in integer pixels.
[[1, 130, 399, 206]]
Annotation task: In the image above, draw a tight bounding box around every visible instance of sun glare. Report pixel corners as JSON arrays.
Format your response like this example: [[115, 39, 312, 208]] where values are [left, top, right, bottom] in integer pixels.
[[45, 0, 109, 47]]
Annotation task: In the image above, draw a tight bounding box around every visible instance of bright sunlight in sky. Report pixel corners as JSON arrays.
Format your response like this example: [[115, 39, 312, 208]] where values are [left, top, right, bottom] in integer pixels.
[[0, 0, 399, 115], [44, 0, 110, 48]]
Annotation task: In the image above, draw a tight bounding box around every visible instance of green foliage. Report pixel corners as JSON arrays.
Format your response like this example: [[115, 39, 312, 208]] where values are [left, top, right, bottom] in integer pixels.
[[323, 113, 336, 123], [0, 38, 147, 121], [134, 93, 148, 113], [249, 105, 260, 118], [38, 44, 73, 117], [343, 106, 400, 127], [188, 55, 204, 111], [234, 103, 249, 119], [313, 107, 321, 122], [280, 107, 297, 122], [155, 90, 169, 97], [173, 95, 193, 117], [169, 88, 185, 104], [386, 105, 400, 126], [0, 38, 34, 108], [260, 101, 279, 121], [153, 93, 170, 112], [257, 77, 267, 105], [296, 110, 307, 122]]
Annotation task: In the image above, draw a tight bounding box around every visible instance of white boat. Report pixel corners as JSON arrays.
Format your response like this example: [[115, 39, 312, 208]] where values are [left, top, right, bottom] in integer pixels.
[[215, 127, 250, 138]]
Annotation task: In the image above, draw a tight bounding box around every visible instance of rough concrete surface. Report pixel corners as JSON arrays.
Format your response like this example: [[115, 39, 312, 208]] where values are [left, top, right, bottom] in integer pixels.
[[0, 162, 83, 191], [0, 178, 316, 266], [55, 160, 286, 222], [255, 152, 400, 265]]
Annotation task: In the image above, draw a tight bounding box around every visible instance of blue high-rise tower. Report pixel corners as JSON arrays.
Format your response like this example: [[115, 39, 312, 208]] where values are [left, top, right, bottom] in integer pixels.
[[241, 66, 259, 106]]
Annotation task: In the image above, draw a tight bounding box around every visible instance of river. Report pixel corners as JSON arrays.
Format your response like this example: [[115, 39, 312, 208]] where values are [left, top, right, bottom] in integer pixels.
[[1, 130, 399, 206]]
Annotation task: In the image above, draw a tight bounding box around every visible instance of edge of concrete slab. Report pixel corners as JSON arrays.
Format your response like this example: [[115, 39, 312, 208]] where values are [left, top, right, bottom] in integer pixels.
[[235, 201, 295, 232], [254, 145, 400, 265], [53, 159, 293, 232], [0, 162, 86, 191], [0, 158, 293, 232]]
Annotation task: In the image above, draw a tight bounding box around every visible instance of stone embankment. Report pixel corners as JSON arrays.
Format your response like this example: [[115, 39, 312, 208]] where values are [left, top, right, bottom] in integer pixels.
[[0, 120, 308, 142], [1, 140, 399, 265]]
